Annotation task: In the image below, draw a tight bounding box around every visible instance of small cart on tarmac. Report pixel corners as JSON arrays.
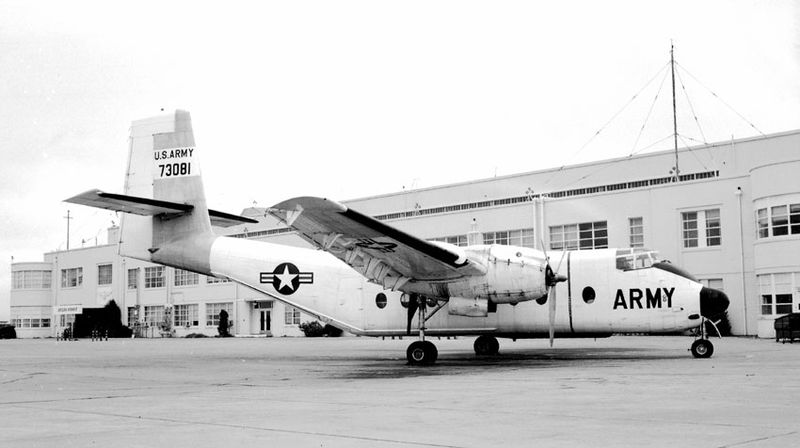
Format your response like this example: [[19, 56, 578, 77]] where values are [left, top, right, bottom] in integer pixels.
[[774, 313, 800, 343]]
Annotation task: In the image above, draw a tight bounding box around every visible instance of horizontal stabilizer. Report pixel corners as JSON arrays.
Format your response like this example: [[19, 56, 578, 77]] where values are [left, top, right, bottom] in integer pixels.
[[65, 189, 257, 227], [66, 189, 192, 216], [208, 209, 259, 227]]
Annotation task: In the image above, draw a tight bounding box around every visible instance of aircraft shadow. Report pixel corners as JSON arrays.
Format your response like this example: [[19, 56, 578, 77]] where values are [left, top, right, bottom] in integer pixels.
[[338, 347, 687, 379]]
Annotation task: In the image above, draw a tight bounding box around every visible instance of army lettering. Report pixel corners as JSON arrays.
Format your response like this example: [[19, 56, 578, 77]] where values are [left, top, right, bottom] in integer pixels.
[[154, 147, 195, 178], [154, 148, 194, 160], [613, 287, 674, 309]]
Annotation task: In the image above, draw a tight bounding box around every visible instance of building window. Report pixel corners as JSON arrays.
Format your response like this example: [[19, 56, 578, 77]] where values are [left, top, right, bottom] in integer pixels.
[[682, 212, 698, 248], [284, 306, 301, 325], [144, 305, 165, 327], [755, 203, 800, 239], [550, 222, 606, 250], [431, 235, 468, 247], [127, 269, 139, 289], [174, 269, 199, 287], [97, 264, 113, 286], [771, 205, 789, 236], [550, 224, 577, 250], [206, 275, 231, 284], [174, 304, 199, 327], [792, 204, 800, 234], [757, 209, 769, 238], [682, 209, 721, 248], [12, 270, 52, 289], [700, 278, 724, 291], [12, 318, 50, 328], [144, 266, 164, 289], [60, 267, 83, 288], [509, 229, 534, 247], [629, 217, 644, 248], [127, 306, 139, 325], [206, 302, 233, 326], [758, 273, 797, 316], [447, 235, 468, 247], [705, 209, 721, 246]]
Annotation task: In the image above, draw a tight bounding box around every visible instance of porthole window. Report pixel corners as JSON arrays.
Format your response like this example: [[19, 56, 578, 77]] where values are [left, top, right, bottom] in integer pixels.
[[426, 297, 437, 308], [582, 286, 596, 304], [375, 293, 387, 309], [536, 295, 547, 305], [400, 293, 410, 308]]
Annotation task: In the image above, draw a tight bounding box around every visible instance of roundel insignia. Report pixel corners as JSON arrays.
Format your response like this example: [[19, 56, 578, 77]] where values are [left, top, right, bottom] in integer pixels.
[[259, 262, 314, 295]]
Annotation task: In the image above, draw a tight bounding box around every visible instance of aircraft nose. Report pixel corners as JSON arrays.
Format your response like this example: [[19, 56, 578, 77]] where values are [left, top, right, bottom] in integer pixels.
[[700, 287, 730, 319]]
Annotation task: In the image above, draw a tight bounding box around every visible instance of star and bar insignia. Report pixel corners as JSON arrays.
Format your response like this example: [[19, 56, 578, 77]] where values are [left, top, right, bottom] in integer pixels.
[[259, 262, 314, 295]]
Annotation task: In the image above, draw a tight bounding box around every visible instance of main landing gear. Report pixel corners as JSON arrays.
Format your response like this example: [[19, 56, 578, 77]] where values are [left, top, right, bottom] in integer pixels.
[[405, 294, 447, 365], [690, 317, 721, 359], [407, 340, 438, 365], [473, 335, 499, 356]]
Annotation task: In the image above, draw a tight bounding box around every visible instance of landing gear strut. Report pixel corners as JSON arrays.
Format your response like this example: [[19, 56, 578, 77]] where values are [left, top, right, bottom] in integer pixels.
[[690, 317, 719, 359], [473, 335, 499, 356], [405, 294, 446, 365]]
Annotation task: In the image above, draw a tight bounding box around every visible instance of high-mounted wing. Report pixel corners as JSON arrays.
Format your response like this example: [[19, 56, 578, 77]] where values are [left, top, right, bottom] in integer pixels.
[[66, 189, 258, 228], [269, 197, 486, 290]]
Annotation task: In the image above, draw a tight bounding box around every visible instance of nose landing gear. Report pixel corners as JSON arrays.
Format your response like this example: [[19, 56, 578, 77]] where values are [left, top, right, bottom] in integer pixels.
[[690, 316, 721, 359]]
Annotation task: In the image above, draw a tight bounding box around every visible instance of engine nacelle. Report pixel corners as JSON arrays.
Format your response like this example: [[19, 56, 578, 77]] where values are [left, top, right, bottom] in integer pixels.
[[448, 296, 489, 317], [468, 245, 549, 304]]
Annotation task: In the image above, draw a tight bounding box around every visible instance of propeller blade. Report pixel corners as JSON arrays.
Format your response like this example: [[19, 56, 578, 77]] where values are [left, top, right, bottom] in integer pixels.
[[555, 249, 567, 273], [406, 295, 419, 335], [548, 284, 557, 347]]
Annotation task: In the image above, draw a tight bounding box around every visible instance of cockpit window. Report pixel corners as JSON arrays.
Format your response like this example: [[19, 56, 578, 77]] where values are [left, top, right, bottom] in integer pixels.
[[615, 248, 659, 271]]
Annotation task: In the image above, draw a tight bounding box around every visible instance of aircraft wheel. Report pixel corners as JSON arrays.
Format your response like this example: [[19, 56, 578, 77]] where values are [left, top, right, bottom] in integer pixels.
[[473, 335, 499, 356], [690, 339, 714, 359], [407, 340, 438, 365]]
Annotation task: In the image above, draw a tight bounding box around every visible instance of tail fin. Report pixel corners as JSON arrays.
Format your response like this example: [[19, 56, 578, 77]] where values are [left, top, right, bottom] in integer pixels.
[[121, 110, 211, 260], [66, 110, 255, 273]]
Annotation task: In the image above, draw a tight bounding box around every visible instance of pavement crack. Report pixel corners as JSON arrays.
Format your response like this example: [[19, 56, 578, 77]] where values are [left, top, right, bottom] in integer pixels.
[[0, 372, 45, 385], [718, 431, 799, 447], [14, 404, 467, 448]]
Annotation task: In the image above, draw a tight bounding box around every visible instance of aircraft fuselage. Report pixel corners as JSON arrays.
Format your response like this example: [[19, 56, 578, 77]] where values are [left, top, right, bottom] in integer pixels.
[[204, 237, 703, 338]]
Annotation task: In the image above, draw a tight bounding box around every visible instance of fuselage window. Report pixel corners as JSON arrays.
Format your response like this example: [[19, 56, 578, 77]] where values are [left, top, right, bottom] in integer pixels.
[[582, 286, 596, 304], [375, 293, 388, 309]]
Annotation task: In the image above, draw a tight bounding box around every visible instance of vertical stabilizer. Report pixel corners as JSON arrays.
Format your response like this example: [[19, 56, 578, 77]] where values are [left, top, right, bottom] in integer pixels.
[[119, 110, 215, 273]]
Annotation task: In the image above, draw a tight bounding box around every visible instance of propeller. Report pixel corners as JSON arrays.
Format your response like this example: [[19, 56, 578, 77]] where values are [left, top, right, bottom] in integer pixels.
[[543, 247, 568, 347]]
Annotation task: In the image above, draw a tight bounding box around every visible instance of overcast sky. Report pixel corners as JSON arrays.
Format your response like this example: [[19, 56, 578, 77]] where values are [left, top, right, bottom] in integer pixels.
[[1, 1, 798, 320]]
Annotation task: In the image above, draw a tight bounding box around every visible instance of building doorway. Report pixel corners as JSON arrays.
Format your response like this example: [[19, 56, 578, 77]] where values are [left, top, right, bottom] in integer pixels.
[[259, 310, 271, 334]]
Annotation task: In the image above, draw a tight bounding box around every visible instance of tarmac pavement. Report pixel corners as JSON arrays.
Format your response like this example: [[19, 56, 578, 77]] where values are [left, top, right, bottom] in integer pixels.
[[1, 335, 798, 447]]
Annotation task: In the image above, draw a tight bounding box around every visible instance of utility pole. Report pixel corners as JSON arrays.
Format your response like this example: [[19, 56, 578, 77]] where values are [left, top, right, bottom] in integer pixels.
[[64, 210, 73, 250], [670, 41, 680, 182]]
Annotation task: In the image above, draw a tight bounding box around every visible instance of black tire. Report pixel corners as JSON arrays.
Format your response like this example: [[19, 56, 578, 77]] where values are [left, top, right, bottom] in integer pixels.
[[691, 339, 714, 359], [407, 340, 438, 365], [473, 335, 499, 356]]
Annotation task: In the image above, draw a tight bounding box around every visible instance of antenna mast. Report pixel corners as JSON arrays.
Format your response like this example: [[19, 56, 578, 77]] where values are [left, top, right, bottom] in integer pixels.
[[670, 41, 680, 181]]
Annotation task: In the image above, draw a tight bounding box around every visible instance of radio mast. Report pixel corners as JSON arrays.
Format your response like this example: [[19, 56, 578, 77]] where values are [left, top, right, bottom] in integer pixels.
[[670, 41, 680, 182]]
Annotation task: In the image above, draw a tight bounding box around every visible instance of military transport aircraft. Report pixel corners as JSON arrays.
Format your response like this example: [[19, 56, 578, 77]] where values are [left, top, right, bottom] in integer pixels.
[[67, 110, 729, 365]]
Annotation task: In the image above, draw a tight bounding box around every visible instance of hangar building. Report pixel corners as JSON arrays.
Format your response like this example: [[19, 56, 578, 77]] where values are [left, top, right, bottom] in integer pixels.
[[10, 129, 800, 338]]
